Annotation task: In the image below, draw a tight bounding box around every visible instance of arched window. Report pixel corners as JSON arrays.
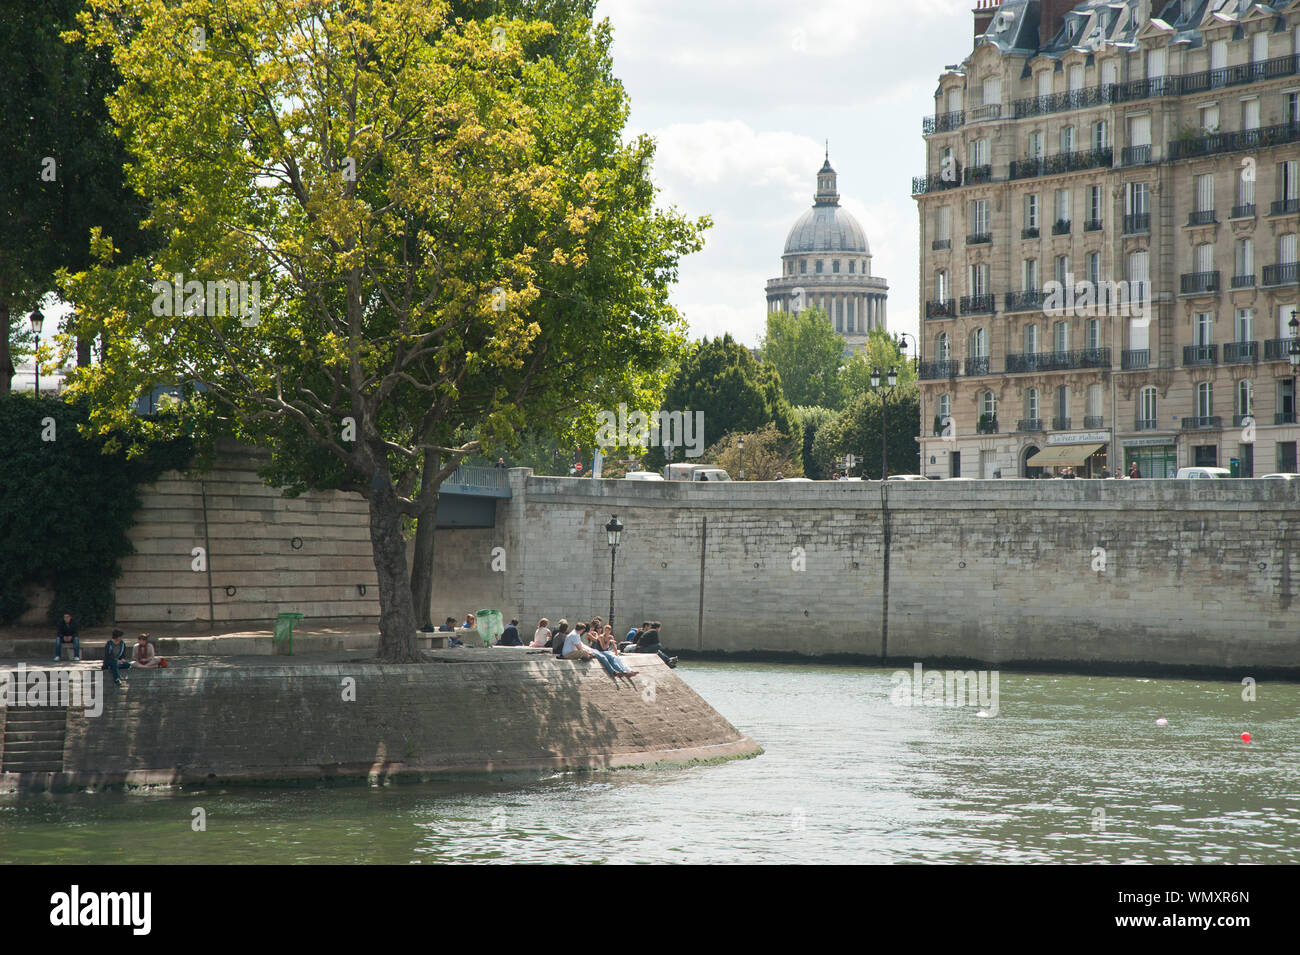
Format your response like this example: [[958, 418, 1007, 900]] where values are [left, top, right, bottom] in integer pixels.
[[937, 332, 951, 361], [970, 328, 988, 357]]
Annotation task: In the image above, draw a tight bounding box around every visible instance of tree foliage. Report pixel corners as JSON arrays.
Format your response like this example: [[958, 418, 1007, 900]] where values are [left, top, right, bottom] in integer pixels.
[[704, 423, 803, 481], [812, 387, 920, 480], [759, 306, 844, 409]]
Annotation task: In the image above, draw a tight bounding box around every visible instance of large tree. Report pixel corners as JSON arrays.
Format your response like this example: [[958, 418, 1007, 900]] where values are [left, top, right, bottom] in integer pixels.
[[63, 0, 705, 659], [759, 306, 845, 409], [812, 386, 920, 479]]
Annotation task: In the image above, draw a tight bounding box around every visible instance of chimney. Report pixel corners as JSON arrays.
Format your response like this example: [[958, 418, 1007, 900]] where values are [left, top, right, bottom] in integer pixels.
[[973, 0, 1000, 39], [1039, 0, 1078, 48]]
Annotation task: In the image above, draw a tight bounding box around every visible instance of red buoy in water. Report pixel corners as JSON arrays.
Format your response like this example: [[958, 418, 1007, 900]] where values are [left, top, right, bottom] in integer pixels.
[[1241, 732, 1252, 743]]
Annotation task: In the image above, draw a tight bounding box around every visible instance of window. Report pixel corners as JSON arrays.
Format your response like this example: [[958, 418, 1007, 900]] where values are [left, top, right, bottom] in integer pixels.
[[939, 393, 951, 419], [1089, 184, 1103, 224], [1195, 312, 1213, 348], [832, 260, 840, 274], [946, 87, 962, 112], [1026, 194, 1040, 229], [1146, 48, 1165, 81], [1236, 238, 1253, 278], [1236, 308, 1254, 342], [1129, 114, 1151, 148], [1128, 250, 1149, 283], [937, 333, 951, 361], [1197, 381, 1213, 419], [816, 260, 823, 274], [1055, 385, 1068, 421], [1210, 39, 1227, 72], [1252, 31, 1268, 63], [1238, 167, 1256, 207], [1086, 251, 1101, 284], [848, 260, 855, 274], [1237, 379, 1253, 418], [800, 259, 807, 274], [1053, 321, 1068, 354], [970, 138, 989, 167], [1024, 323, 1039, 353], [1289, 92, 1300, 125], [969, 263, 989, 296], [1027, 388, 1040, 420], [1086, 318, 1100, 349], [971, 328, 988, 358], [1055, 188, 1071, 223], [1060, 125, 1075, 153], [1195, 243, 1213, 274], [935, 270, 949, 300], [971, 199, 989, 234], [936, 206, 952, 241], [982, 76, 1001, 108], [1242, 97, 1260, 131], [1092, 120, 1109, 151], [1140, 387, 1157, 423], [1087, 383, 1102, 419], [982, 391, 997, 417], [1102, 60, 1117, 87], [1023, 258, 1039, 291], [1278, 442, 1297, 474], [1280, 160, 1299, 202], [1054, 254, 1071, 286], [1195, 173, 1214, 213], [1199, 104, 1219, 133], [1280, 233, 1298, 265], [1068, 64, 1084, 92], [1125, 181, 1150, 215], [1037, 70, 1051, 98], [1028, 131, 1043, 158]]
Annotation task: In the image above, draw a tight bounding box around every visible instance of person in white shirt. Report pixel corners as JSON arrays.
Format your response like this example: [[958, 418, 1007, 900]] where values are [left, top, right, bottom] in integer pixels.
[[562, 622, 637, 679], [531, 618, 552, 648]]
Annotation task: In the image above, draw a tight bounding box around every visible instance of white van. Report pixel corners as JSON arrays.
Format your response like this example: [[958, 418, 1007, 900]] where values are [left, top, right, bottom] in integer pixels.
[[664, 463, 731, 481], [1174, 466, 1231, 479], [623, 471, 664, 481]]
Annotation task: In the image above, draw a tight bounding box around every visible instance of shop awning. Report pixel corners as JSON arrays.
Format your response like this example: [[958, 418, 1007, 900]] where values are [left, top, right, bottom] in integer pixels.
[[1026, 443, 1106, 467]]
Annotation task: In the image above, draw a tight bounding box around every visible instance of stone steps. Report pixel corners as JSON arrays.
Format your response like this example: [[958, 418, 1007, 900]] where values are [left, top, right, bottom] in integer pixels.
[[1, 706, 67, 773]]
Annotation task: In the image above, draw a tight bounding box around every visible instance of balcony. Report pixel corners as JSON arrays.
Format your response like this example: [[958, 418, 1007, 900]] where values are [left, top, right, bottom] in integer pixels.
[[1008, 148, 1113, 181], [1017, 418, 1045, 432], [1052, 416, 1071, 431], [976, 415, 999, 435], [966, 232, 992, 245], [1051, 219, 1071, 236], [1134, 418, 1159, 431], [1183, 344, 1218, 365], [1187, 209, 1217, 226], [1167, 121, 1300, 163], [965, 356, 991, 377], [1265, 338, 1300, 361], [922, 110, 965, 135], [1233, 413, 1255, 427], [1004, 290, 1046, 312], [1231, 203, 1256, 219], [1021, 226, 1040, 239], [1121, 349, 1150, 370], [959, 294, 995, 315], [1084, 416, 1104, 429], [1179, 271, 1220, 295], [919, 360, 960, 380], [1223, 341, 1259, 364], [1005, 348, 1111, 373], [963, 165, 993, 186], [1084, 218, 1103, 232], [1271, 198, 1300, 216], [1012, 85, 1115, 119], [1263, 263, 1299, 287], [911, 173, 961, 195], [1231, 273, 1256, 288], [1181, 416, 1223, 430], [968, 103, 1002, 123], [1122, 212, 1150, 234], [1120, 144, 1151, 166], [932, 238, 951, 250], [924, 299, 956, 319], [1277, 411, 1297, 425]]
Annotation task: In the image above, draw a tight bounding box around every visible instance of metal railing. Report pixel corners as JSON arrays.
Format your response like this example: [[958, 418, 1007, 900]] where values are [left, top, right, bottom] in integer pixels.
[[1084, 218, 1103, 232], [1051, 219, 1071, 235], [1263, 263, 1299, 286], [976, 416, 999, 434], [1083, 416, 1104, 429], [925, 299, 956, 319], [1005, 348, 1110, 373], [966, 232, 992, 245], [1276, 411, 1297, 425], [446, 465, 510, 490], [1231, 273, 1256, 288], [1265, 338, 1299, 361], [1021, 226, 1040, 239], [911, 173, 962, 195], [919, 360, 960, 380], [1231, 203, 1256, 219], [1121, 349, 1150, 370], [963, 165, 993, 185], [1008, 148, 1113, 181], [932, 238, 951, 250], [965, 356, 991, 376], [959, 294, 995, 314], [1187, 209, 1217, 226], [1004, 290, 1046, 312], [1017, 418, 1044, 432], [1180, 271, 1220, 294], [922, 109, 965, 135], [1135, 418, 1159, 431], [1223, 341, 1259, 363], [1169, 122, 1300, 162], [1181, 416, 1222, 430], [1122, 212, 1150, 234], [1052, 416, 1071, 431], [1183, 344, 1218, 365], [1271, 197, 1300, 216], [1120, 145, 1152, 166]]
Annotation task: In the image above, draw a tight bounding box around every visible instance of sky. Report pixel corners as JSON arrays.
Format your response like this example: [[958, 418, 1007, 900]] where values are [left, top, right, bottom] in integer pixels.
[[594, 0, 979, 349]]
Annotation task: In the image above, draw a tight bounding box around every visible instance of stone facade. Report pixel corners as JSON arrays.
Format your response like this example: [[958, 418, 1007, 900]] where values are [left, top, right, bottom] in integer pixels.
[[914, 0, 1300, 479]]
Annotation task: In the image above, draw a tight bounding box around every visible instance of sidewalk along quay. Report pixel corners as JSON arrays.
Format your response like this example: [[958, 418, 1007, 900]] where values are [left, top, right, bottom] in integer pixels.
[[0, 631, 760, 793]]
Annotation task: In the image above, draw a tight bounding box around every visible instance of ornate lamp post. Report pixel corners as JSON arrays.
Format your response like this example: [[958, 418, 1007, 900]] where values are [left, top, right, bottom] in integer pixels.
[[605, 515, 624, 629], [29, 309, 44, 395], [737, 435, 745, 480], [870, 365, 899, 479]]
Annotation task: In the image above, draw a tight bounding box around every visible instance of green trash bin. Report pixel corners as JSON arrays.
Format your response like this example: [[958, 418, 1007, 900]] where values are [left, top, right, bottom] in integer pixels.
[[273, 612, 304, 655], [1229, 458, 1240, 477], [476, 609, 503, 646]]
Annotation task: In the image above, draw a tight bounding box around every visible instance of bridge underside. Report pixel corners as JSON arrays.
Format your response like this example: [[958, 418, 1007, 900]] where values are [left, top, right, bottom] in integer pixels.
[[435, 493, 499, 528]]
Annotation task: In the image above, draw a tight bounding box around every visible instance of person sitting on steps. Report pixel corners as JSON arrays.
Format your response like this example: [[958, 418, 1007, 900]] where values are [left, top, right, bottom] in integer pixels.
[[102, 629, 131, 686]]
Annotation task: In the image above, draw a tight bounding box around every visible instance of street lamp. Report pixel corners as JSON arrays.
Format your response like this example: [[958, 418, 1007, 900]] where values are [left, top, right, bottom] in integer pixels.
[[605, 515, 624, 629], [870, 365, 899, 479], [29, 310, 43, 395], [737, 435, 745, 480], [896, 332, 919, 372]]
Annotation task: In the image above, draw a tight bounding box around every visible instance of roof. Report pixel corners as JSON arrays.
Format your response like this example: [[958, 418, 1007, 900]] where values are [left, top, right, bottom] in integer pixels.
[[784, 205, 870, 255]]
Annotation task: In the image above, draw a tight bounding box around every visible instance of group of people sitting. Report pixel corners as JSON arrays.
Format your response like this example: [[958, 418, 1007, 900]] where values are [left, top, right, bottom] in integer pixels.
[[519, 617, 676, 673], [53, 612, 165, 687]]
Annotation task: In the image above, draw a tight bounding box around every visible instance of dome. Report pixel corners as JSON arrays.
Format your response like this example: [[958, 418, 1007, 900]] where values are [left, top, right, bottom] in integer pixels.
[[782, 149, 870, 255], [783, 205, 870, 255]]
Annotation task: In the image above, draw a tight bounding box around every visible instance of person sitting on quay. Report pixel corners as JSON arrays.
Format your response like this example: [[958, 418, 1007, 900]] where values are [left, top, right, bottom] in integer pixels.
[[561, 622, 637, 680], [627, 621, 677, 669], [530, 618, 552, 648], [549, 619, 571, 654], [438, 617, 456, 631], [622, 621, 648, 650], [133, 632, 166, 668], [54, 611, 81, 662], [102, 629, 131, 686], [497, 618, 522, 646]]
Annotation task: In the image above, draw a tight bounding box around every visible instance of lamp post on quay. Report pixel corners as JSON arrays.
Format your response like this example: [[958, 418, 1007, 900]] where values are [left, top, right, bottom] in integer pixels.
[[605, 515, 624, 629], [870, 365, 899, 479], [29, 309, 44, 395], [737, 435, 745, 480]]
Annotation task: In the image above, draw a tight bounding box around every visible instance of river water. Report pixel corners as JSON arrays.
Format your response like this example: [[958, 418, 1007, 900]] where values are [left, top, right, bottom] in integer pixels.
[[2, 663, 1297, 864]]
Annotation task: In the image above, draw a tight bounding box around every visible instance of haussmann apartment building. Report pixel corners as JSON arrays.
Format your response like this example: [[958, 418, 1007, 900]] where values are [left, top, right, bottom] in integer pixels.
[[914, 0, 1300, 478]]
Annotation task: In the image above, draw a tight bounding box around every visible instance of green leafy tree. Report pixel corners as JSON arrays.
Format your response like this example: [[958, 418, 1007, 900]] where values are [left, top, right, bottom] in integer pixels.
[[63, 0, 705, 659], [704, 424, 803, 481], [790, 405, 837, 478], [759, 306, 845, 409], [836, 327, 917, 408], [812, 387, 920, 479]]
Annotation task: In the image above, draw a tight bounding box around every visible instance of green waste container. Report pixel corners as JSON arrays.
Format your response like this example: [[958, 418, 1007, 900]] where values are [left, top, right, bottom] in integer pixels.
[[476, 609, 503, 646], [273, 612, 304, 655], [1229, 458, 1240, 477]]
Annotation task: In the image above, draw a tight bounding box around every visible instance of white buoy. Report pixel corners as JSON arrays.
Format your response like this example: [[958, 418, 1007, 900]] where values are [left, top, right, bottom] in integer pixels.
[[1156, 718, 1168, 726]]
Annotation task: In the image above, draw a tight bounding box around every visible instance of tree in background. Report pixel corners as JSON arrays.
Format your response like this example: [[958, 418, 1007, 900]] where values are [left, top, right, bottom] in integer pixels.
[[812, 387, 920, 480], [0, 0, 151, 391], [63, 0, 705, 658], [704, 424, 803, 481], [836, 327, 917, 408], [790, 405, 837, 479], [759, 306, 844, 409]]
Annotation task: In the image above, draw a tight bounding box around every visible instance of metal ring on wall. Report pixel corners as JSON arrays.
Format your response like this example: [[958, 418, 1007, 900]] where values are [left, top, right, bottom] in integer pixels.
[[291, 537, 303, 550], [358, 584, 367, 596], [225, 585, 237, 597]]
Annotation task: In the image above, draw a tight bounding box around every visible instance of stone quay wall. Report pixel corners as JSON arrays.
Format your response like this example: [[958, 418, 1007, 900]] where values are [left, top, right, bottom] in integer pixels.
[[430, 473, 1300, 675], [30, 652, 758, 789]]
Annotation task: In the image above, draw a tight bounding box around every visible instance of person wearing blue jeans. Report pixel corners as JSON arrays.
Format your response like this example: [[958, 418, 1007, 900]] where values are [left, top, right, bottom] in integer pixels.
[[54, 611, 81, 661], [102, 629, 131, 686], [561, 624, 637, 680]]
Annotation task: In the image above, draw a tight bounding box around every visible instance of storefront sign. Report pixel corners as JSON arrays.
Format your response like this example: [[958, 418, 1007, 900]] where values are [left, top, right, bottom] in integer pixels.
[[1121, 436, 1176, 448], [1047, 431, 1110, 445]]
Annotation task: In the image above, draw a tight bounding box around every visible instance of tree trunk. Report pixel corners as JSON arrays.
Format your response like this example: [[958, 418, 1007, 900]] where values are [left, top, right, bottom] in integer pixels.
[[0, 300, 11, 396], [368, 476, 421, 662], [409, 451, 441, 630]]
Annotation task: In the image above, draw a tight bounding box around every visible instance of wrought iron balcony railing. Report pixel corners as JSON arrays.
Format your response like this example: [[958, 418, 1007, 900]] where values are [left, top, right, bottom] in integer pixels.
[[1180, 271, 1220, 295], [1183, 344, 1218, 365], [965, 356, 991, 376], [1187, 209, 1217, 226], [959, 294, 995, 315], [924, 298, 957, 319], [1017, 418, 1044, 432], [1263, 263, 1299, 286], [1223, 341, 1259, 363], [1181, 416, 1222, 430], [1122, 212, 1150, 234], [919, 360, 960, 380], [1121, 349, 1150, 370], [1004, 290, 1046, 312]]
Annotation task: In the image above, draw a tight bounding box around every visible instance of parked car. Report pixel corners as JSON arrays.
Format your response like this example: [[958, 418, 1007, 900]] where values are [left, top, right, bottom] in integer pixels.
[[664, 463, 731, 481], [690, 468, 732, 482], [1174, 466, 1231, 479], [622, 471, 664, 481], [779, 477, 813, 482], [1258, 473, 1299, 480], [886, 474, 929, 481]]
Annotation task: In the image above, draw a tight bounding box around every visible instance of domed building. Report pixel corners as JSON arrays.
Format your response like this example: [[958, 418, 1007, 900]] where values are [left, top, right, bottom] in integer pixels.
[[765, 149, 888, 350]]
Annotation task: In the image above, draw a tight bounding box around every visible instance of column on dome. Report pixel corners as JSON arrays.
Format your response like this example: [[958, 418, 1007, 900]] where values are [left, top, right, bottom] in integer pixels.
[[881, 297, 887, 329], [867, 296, 875, 330]]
